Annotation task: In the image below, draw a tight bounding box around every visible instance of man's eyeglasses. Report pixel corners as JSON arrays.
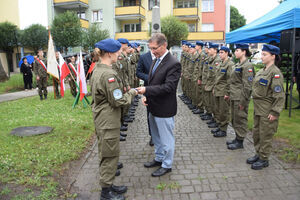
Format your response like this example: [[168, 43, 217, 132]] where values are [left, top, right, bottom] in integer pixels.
[[149, 45, 161, 51]]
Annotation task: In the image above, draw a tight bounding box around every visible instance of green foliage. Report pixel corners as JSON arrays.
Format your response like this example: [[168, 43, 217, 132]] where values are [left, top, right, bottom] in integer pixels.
[[20, 24, 48, 53], [156, 182, 167, 191], [0, 91, 94, 198], [161, 15, 188, 49], [0, 21, 18, 51], [82, 23, 110, 51], [230, 6, 246, 31], [51, 11, 82, 52]]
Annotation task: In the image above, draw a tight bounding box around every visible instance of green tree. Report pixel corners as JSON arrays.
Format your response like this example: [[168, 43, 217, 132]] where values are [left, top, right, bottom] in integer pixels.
[[51, 11, 82, 53], [20, 24, 48, 53], [82, 23, 110, 51], [161, 15, 188, 49], [0, 22, 19, 80], [230, 6, 246, 31]]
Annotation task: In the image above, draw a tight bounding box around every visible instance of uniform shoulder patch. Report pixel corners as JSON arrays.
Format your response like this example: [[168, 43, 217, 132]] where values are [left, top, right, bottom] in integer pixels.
[[248, 68, 253, 73], [274, 74, 280, 78], [108, 77, 115, 83], [113, 89, 123, 100], [248, 76, 253, 82], [215, 62, 219, 66], [274, 85, 282, 93]]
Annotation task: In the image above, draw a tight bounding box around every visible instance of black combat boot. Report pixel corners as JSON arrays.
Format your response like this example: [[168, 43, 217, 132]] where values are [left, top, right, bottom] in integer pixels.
[[111, 185, 127, 194], [246, 155, 259, 164], [213, 130, 227, 137], [120, 125, 127, 132], [251, 159, 269, 170], [120, 132, 127, 137], [100, 187, 124, 200], [211, 128, 220, 134], [115, 169, 120, 176], [40, 95, 43, 101], [117, 162, 123, 169], [226, 137, 237, 145], [227, 139, 244, 150], [208, 123, 218, 128]]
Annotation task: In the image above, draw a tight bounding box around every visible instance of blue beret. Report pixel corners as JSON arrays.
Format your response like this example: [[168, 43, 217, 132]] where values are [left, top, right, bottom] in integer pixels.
[[95, 38, 121, 53], [128, 43, 133, 48], [117, 38, 129, 44], [189, 44, 196, 48], [181, 40, 187, 45], [262, 44, 280, 55], [135, 42, 140, 47], [186, 42, 191, 47], [234, 43, 249, 50], [205, 42, 212, 47], [220, 46, 230, 52], [196, 41, 204, 46], [209, 43, 219, 49]]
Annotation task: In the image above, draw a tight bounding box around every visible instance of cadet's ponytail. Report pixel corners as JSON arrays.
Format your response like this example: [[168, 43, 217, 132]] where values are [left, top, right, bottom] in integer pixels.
[[243, 49, 252, 57], [92, 48, 101, 62]]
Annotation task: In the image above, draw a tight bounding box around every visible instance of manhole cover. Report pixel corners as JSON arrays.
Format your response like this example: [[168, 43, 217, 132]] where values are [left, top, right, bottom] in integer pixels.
[[11, 126, 53, 137]]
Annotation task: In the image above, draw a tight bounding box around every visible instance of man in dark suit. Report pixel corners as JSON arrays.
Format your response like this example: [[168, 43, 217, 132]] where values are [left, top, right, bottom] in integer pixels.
[[136, 50, 155, 146], [137, 33, 181, 177]]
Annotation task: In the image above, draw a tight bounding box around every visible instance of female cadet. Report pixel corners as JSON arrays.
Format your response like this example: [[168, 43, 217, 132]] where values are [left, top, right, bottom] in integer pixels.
[[247, 44, 284, 170], [225, 44, 255, 150], [91, 38, 137, 200], [212, 46, 234, 137]]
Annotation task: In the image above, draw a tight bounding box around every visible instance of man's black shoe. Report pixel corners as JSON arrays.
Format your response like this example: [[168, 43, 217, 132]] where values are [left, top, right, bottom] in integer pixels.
[[151, 167, 172, 177], [44, 94, 47, 100], [213, 131, 227, 137], [227, 139, 244, 150], [149, 137, 154, 146], [120, 132, 127, 137], [120, 136, 126, 141], [226, 138, 237, 145], [117, 162, 123, 169], [251, 159, 269, 170], [211, 128, 220, 134], [120, 126, 127, 132], [208, 123, 218, 128], [246, 155, 259, 164], [40, 95, 43, 101], [100, 187, 124, 200], [111, 185, 127, 194], [115, 169, 121, 176], [144, 160, 162, 168]]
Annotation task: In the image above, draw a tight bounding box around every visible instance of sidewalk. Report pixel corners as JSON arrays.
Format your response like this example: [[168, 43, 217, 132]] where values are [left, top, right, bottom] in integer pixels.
[[69, 98, 300, 200]]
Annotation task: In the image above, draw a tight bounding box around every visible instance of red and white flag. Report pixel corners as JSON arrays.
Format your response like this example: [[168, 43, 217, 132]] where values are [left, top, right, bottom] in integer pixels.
[[77, 50, 88, 101], [58, 52, 70, 97], [47, 32, 59, 79], [68, 63, 77, 77]]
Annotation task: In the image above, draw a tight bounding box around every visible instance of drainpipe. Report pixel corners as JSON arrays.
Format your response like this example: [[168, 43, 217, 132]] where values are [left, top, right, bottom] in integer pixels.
[[113, 0, 116, 38]]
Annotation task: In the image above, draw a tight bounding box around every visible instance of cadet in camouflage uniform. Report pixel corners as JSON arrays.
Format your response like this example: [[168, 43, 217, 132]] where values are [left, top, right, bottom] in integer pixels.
[[186, 44, 198, 110], [192, 41, 205, 114], [67, 56, 77, 97], [34, 49, 48, 100], [54, 51, 61, 99], [212, 46, 234, 137], [247, 45, 284, 170], [178, 41, 188, 99], [92, 39, 137, 200], [226, 43, 255, 150]]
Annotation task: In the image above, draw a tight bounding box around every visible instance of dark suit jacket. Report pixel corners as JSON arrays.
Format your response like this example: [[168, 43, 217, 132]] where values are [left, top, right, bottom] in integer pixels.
[[136, 51, 152, 86], [145, 52, 181, 118]]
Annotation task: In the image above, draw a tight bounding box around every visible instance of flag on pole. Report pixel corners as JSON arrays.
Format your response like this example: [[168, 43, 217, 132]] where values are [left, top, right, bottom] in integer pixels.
[[58, 52, 70, 97], [87, 62, 96, 74], [77, 50, 88, 101], [68, 63, 77, 77], [47, 32, 59, 79]]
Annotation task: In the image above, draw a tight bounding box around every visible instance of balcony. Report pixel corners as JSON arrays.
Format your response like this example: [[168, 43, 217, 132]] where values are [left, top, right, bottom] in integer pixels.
[[115, 6, 146, 20], [53, 0, 88, 9], [173, 7, 199, 20], [80, 18, 89, 29], [187, 31, 224, 41], [115, 32, 148, 40]]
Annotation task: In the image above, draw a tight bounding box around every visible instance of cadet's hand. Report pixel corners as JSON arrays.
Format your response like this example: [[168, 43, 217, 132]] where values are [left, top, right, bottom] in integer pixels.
[[137, 86, 146, 94], [268, 114, 277, 121], [224, 95, 230, 100], [123, 87, 127, 92], [36, 76, 40, 81], [239, 105, 244, 110], [142, 96, 148, 106], [127, 86, 131, 91], [198, 80, 202, 85]]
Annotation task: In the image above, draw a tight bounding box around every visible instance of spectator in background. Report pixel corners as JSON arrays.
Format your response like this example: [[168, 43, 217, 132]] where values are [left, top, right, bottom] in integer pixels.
[[20, 57, 33, 90]]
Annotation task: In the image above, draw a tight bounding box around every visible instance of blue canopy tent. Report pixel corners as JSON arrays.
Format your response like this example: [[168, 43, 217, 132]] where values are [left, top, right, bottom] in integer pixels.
[[226, 0, 300, 44]]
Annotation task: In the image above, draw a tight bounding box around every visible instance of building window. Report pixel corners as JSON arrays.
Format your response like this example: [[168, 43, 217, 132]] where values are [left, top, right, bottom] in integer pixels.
[[176, 0, 196, 8], [77, 11, 86, 19], [202, 0, 214, 12], [93, 10, 103, 22], [202, 23, 214, 32], [124, 24, 141, 32], [124, 0, 138, 6], [188, 24, 196, 32], [149, 0, 160, 10]]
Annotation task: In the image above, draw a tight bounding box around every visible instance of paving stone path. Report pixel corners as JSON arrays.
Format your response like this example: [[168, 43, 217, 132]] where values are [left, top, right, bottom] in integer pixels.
[[70, 97, 300, 200]]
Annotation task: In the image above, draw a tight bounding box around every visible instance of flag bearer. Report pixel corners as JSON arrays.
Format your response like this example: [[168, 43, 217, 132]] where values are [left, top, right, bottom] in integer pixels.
[[34, 49, 48, 100]]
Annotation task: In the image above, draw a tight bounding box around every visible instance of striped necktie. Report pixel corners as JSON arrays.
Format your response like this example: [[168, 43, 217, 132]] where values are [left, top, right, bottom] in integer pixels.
[[152, 58, 161, 75]]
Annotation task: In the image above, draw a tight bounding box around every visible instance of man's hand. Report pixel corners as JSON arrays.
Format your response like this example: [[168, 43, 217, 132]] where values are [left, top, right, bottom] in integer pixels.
[[224, 95, 230, 100], [198, 80, 202, 85], [142, 96, 148, 106], [239, 104, 244, 110], [36, 76, 40, 81], [137, 86, 146, 94], [268, 114, 277, 121]]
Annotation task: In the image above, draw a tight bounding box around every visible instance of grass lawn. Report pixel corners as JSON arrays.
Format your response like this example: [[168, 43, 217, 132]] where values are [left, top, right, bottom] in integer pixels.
[[0, 90, 94, 199], [0, 73, 53, 94], [247, 86, 300, 163]]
